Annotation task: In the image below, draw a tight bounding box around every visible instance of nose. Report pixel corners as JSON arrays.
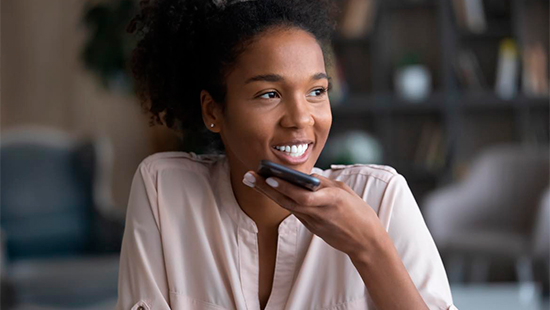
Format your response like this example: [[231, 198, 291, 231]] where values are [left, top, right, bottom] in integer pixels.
[[280, 95, 315, 129]]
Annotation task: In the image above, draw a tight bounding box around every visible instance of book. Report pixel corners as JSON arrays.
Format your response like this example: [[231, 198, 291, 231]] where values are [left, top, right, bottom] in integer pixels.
[[338, 0, 377, 38], [427, 126, 446, 171], [463, 0, 487, 33], [414, 122, 434, 167], [495, 38, 519, 100], [452, 0, 487, 33], [522, 42, 549, 98], [518, 1, 548, 98], [451, 0, 467, 30], [414, 122, 446, 171], [454, 49, 488, 90]]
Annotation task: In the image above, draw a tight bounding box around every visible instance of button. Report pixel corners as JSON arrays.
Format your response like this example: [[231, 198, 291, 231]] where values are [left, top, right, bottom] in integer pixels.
[[131, 301, 150, 310]]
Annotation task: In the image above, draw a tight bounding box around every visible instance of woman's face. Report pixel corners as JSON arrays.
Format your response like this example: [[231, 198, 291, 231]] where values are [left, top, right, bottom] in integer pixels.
[[209, 27, 332, 175]]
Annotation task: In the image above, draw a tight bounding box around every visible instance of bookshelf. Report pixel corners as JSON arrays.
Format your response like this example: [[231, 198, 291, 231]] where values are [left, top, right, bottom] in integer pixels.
[[321, 0, 549, 206]]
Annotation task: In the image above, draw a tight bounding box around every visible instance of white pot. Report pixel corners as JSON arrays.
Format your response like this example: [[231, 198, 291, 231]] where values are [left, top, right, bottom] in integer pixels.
[[394, 65, 432, 102]]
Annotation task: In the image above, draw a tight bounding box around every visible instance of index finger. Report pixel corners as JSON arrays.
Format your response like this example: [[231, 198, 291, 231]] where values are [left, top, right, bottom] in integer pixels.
[[310, 172, 334, 189]]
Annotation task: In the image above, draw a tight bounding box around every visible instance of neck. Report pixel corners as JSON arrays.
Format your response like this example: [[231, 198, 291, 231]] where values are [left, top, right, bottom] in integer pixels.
[[226, 155, 291, 234]]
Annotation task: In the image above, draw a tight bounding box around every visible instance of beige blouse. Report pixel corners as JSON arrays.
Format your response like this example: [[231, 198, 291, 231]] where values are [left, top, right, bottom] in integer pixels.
[[116, 151, 458, 310]]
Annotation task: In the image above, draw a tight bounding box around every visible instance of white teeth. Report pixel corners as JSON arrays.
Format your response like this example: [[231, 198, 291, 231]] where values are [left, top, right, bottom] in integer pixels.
[[274, 143, 309, 157]]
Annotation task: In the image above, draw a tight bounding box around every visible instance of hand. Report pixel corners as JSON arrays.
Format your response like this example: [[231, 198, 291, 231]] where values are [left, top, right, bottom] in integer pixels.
[[243, 171, 386, 259]]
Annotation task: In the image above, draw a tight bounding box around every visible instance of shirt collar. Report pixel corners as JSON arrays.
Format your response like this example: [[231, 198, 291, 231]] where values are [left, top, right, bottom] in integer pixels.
[[216, 155, 324, 235]]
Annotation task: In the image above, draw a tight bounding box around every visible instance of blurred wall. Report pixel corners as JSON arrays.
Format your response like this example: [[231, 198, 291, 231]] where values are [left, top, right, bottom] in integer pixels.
[[1, 0, 178, 213]]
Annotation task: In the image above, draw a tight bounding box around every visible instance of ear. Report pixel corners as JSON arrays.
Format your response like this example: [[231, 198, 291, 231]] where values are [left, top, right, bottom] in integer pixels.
[[200, 90, 223, 133]]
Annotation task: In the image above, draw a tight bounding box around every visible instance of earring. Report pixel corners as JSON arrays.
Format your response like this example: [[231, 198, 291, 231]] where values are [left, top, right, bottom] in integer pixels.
[[210, 123, 215, 128]]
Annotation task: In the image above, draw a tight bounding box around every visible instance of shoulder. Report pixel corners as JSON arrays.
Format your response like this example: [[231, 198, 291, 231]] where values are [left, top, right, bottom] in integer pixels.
[[314, 163, 400, 185], [314, 163, 405, 215], [313, 163, 404, 203], [137, 151, 225, 179], [313, 163, 402, 198]]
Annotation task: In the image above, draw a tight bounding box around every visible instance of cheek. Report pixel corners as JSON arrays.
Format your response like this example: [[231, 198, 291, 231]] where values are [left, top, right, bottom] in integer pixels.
[[314, 105, 332, 144], [225, 104, 273, 149]]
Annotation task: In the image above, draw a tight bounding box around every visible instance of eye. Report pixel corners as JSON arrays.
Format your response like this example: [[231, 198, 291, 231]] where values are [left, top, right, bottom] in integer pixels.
[[308, 87, 328, 97], [258, 91, 280, 99]]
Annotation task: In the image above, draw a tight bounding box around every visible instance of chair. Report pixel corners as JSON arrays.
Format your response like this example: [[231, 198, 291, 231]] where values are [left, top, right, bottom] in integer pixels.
[[422, 143, 549, 284], [0, 125, 123, 308]]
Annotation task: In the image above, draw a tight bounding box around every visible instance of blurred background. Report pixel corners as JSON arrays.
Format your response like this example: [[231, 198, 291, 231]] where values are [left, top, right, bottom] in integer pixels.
[[1, 0, 548, 309]]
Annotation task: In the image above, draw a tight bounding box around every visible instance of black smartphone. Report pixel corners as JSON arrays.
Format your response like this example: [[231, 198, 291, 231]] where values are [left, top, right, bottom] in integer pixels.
[[257, 160, 321, 191]]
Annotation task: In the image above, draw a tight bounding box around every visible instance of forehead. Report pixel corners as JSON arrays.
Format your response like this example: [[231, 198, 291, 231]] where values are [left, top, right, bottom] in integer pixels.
[[229, 28, 326, 84]]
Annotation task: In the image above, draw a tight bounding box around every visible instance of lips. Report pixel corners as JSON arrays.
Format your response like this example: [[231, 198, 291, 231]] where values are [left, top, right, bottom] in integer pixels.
[[271, 142, 313, 165]]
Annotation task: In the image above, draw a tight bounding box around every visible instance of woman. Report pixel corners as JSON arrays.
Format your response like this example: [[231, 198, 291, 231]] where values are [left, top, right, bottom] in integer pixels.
[[117, 0, 457, 309]]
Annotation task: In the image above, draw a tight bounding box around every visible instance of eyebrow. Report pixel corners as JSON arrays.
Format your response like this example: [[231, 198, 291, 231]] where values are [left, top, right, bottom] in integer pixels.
[[244, 72, 331, 84]]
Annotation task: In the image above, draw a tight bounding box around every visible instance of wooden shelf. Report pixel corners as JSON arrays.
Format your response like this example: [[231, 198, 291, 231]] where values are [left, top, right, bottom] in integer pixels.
[[389, 93, 445, 114], [522, 97, 550, 109], [383, 0, 437, 10], [457, 22, 513, 40], [455, 92, 549, 112], [332, 92, 445, 116], [328, 0, 549, 202], [458, 92, 518, 112]]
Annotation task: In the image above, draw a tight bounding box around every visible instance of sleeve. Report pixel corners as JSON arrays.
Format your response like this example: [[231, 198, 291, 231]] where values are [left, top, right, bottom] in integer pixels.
[[116, 163, 171, 310], [378, 174, 458, 310]]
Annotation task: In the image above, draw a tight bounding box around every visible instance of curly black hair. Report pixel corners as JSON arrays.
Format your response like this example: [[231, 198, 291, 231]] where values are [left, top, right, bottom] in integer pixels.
[[126, 0, 340, 153]]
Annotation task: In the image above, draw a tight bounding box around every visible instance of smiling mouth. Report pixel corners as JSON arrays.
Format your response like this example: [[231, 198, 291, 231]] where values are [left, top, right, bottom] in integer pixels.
[[271, 143, 313, 165]]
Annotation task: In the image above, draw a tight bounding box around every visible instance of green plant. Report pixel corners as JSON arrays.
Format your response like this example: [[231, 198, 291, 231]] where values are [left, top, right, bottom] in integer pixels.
[[81, 0, 138, 93], [396, 52, 422, 68]]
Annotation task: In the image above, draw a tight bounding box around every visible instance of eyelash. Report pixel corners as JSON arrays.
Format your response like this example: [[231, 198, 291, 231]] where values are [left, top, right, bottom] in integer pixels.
[[259, 87, 329, 99]]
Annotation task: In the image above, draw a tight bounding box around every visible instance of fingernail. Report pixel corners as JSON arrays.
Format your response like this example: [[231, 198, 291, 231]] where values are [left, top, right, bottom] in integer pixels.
[[266, 178, 278, 188], [244, 172, 255, 183], [242, 178, 255, 188]]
